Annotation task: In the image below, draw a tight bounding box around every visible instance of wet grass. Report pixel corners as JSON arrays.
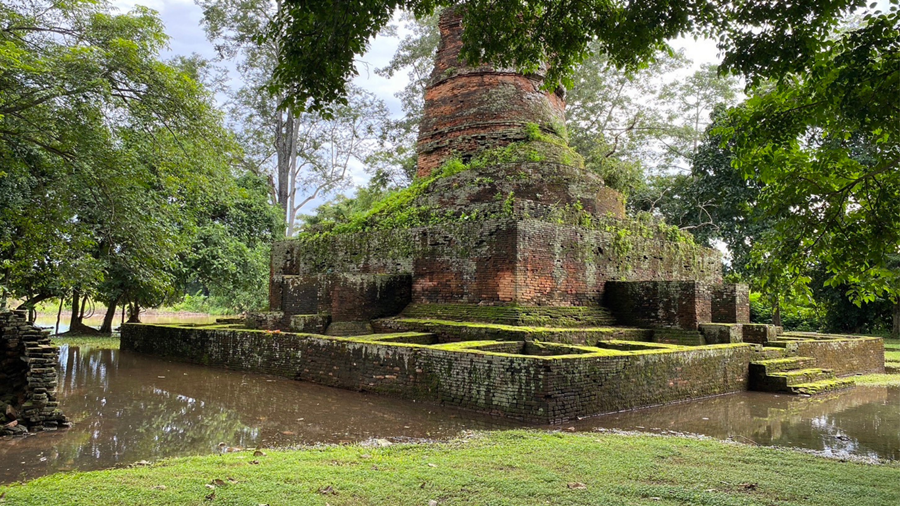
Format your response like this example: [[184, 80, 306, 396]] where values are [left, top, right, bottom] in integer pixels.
[[1, 431, 898, 506], [51, 334, 121, 350], [853, 373, 900, 386]]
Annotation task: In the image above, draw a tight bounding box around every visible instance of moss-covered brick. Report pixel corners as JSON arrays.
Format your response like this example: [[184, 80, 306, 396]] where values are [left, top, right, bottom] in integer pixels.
[[121, 323, 761, 422], [374, 317, 653, 345]]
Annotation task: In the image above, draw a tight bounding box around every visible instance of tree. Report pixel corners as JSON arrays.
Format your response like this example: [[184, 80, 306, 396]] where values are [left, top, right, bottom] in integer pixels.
[[566, 48, 684, 195], [370, 12, 441, 183], [197, 0, 390, 236], [567, 46, 741, 197], [721, 8, 900, 305], [180, 173, 284, 314], [0, 0, 265, 329], [269, 0, 862, 114]]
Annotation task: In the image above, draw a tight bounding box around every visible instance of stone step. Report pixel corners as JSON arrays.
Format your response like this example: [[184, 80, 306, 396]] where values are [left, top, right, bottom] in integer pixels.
[[769, 368, 835, 387], [749, 356, 816, 375], [756, 347, 790, 360], [789, 378, 855, 395]]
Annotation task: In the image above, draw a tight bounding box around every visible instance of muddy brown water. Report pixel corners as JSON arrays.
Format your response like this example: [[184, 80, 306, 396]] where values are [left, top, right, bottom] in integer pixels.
[[1, 345, 898, 484]]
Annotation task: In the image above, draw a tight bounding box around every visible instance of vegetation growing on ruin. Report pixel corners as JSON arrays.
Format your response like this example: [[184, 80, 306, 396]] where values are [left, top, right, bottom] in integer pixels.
[[293, 132, 587, 236]]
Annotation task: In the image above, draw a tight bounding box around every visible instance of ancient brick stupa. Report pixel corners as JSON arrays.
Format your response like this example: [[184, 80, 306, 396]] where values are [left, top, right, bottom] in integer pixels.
[[124, 11, 882, 419], [264, 8, 747, 338]]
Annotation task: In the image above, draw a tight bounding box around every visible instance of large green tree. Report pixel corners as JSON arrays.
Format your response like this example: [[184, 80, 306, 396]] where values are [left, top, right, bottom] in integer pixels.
[[0, 0, 275, 328], [269, 0, 861, 113], [721, 9, 899, 306]]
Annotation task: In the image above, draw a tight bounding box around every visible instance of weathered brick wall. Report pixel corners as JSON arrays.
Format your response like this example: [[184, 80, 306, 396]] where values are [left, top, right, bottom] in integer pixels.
[[516, 222, 721, 306], [122, 323, 755, 422], [416, 8, 566, 177], [790, 337, 884, 376], [605, 281, 714, 330], [542, 345, 754, 420], [711, 284, 750, 323], [1, 311, 68, 435], [272, 217, 723, 318]]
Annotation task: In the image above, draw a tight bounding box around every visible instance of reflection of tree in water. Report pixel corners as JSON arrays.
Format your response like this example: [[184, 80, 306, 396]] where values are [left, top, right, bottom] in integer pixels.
[[35, 347, 250, 476], [3, 345, 511, 483]]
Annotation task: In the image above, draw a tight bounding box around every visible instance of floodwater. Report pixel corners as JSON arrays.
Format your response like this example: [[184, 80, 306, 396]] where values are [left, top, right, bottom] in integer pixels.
[[1, 345, 898, 484], [0, 345, 512, 484], [572, 385, 900, 461]]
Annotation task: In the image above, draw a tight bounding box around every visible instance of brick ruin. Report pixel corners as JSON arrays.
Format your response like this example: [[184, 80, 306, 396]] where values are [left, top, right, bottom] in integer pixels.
[[1, 310, 69, 436], [122, 8, 884, 422], [266, 7, 742, 336]]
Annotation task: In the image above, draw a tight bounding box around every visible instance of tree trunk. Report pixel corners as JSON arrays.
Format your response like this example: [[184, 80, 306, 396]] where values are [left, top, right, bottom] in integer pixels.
[[69, 289, 82, 329], [892, 299, 899, 339], [65, 289, 101, 335], [772, 299, 783, 328], [126, 302, 141, 323], [275, 110, 295, 235], [99, 295, 121, 334]]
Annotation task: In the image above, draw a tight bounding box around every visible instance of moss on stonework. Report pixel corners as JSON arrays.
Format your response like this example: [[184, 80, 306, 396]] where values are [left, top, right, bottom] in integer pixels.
[[291, 124, 590, 237]]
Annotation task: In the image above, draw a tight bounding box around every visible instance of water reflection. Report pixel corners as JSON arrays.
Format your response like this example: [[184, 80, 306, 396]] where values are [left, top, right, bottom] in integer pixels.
[[0, 346, 511, 484], [1, 346, 898, 485], [572, 385, 899, 460]]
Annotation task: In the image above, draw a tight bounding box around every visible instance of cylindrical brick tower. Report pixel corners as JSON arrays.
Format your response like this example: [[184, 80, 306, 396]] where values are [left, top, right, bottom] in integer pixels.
[[415, 8, 567, 178]]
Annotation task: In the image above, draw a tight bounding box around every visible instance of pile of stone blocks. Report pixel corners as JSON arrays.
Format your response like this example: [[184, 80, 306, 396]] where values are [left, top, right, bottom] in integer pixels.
[[1, 310, 69, 436]]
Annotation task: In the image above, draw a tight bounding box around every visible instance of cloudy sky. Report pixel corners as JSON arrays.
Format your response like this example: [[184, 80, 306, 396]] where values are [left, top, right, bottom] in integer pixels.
[[112, 0, 415, 116]]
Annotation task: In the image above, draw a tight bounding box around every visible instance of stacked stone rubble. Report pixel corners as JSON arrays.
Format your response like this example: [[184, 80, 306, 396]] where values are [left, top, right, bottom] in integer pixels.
[[1, 310, 69, 436]]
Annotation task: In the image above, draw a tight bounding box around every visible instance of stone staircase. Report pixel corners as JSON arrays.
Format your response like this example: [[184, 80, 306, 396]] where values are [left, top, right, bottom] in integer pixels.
[[749, 356, 853, 395]]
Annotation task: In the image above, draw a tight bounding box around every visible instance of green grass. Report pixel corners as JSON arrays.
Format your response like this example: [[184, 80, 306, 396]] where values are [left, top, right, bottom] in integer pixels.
[[883, 338, 900, 351], [852, 374, 900, 387], [1, 431, 897, 506], [51, 334, 121, 350]]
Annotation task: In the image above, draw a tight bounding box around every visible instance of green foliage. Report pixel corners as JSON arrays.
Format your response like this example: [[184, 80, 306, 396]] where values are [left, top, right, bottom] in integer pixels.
[[721, 9, 900, 305], [298, 137, 577, 235], [268, 1, 861, 115], [749, 292, 823, 332], [0, 1, 281, 316]]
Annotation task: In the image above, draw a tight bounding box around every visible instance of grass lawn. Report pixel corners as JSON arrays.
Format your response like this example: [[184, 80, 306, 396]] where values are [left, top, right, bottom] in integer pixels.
[[1, 431, 898, 506], [51, 334, 121, 350]]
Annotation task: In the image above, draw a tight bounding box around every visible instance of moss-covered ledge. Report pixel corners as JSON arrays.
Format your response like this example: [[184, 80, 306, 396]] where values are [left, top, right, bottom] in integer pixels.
[[122, 323, 756, 422]]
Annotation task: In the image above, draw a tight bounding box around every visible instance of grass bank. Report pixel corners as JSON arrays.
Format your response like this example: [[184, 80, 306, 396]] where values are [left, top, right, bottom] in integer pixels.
[[51, 334, 120, 350], [1, 431, 897, 506]]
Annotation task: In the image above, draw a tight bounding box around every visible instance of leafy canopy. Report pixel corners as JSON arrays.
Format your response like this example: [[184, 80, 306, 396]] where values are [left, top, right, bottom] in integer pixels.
[[269, 0, 863, 113], [720, 8, 900, 304]]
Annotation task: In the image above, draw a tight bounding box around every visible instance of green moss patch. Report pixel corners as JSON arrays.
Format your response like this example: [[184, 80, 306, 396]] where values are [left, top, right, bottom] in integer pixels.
[[400, 303, 617, 327]]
